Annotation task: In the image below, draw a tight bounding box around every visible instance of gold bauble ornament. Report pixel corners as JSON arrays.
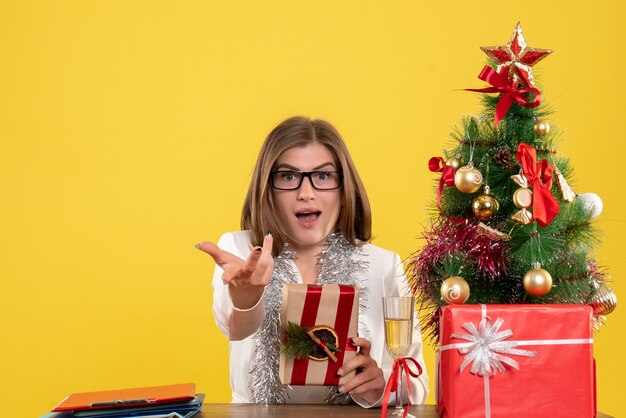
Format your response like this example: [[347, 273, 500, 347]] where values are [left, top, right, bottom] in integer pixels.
[[523, 265, 553, 296], [440, 276, 470, 304], [589, 284, 617, 316], [454, 163, 483, 194], [534, 119, 551, 136], [472, 186, 500, 220], [512, 187, 533, 209], [446, 156, 462, 171]]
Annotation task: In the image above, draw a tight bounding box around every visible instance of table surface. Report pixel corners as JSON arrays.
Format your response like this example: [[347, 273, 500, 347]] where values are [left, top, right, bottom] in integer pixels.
[[196, 403, 614, 417]]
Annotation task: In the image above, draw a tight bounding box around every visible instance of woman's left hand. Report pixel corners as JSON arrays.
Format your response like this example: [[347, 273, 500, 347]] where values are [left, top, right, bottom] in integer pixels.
[[336, 337, 385, 405]]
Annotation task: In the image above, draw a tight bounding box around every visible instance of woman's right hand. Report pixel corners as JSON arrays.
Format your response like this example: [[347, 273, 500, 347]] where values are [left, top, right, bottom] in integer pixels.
[[196, 233, 274, 309]]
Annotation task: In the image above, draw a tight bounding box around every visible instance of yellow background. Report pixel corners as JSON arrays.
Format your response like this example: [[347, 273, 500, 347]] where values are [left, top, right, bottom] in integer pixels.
[[1, 1, 624, 416]]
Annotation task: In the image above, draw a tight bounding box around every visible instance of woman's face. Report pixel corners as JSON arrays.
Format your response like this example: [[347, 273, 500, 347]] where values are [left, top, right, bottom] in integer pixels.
[[272, 143, 341, 255]]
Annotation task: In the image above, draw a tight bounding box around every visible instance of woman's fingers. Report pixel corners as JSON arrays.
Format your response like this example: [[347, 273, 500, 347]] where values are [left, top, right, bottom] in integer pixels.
[[198, 234, 274, 287], [336, 337, 385, 401], [253, 234, 274, 285], [338, 353, 384, 397], [221, 264, 242, 285], [196, 241, 242, 268], [340, 366, 381, 392], [351, 337, 371, 357], [242, 246, 263, 274], [338, 349, 369, 376], [259, 257, 275, 285], [242, 233, 273, 275], [344, 375, 384, 396]]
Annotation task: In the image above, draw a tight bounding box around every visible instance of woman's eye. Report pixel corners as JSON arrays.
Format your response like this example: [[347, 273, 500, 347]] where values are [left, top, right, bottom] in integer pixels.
[[281, 172, 296, 181], [316, 171, 330, 181]]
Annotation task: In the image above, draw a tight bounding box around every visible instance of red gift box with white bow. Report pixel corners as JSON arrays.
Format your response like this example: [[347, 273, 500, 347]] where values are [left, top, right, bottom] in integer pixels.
[[436, 304, 596, 418]]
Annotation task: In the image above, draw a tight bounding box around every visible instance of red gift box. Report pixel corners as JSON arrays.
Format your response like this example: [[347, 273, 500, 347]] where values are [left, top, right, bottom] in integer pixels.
[[279, 284, 359, 386], [436, 304, 595, 418]]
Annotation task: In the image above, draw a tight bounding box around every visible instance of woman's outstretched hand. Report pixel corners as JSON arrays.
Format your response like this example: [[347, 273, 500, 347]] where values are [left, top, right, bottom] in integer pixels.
[[336, 337, 386, 405], [196, 233, 274, 309]]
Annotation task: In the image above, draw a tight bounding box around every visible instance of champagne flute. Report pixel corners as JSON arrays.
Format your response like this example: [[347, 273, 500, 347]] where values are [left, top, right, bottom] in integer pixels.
[[382, 296, 415, 418]]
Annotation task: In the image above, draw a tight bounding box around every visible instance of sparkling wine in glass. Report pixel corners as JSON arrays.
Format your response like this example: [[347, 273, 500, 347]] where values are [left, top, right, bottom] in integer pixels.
[[382, 296, 415, 418]]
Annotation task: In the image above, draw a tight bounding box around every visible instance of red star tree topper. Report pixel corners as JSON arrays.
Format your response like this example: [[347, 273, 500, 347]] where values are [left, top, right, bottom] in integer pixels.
[[480, 22, 552, 88]]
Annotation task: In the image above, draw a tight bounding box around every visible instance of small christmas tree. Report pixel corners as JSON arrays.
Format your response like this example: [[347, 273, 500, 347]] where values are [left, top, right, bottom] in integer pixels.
[[408, 22, 617, 343]]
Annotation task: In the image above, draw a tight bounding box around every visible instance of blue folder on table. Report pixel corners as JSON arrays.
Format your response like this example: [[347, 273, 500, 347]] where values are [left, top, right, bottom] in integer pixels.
[[41, 394, 204, 418]]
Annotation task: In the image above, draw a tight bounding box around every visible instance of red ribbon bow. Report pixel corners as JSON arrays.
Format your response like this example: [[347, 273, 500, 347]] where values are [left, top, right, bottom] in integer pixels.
[[381, 357, 423, 418], [428, 157, 455, 210], [428, 157, 467, 224], [466, 66, 542, 128], [516, 142, 560, 227]]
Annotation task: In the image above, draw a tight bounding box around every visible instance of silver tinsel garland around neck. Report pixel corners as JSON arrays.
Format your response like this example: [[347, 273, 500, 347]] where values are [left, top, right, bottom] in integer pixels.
[[249, 233, 369, 404]]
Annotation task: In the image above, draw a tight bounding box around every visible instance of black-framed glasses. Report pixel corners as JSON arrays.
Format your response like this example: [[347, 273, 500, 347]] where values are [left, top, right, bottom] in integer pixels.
[[270, 170, 342, 190]]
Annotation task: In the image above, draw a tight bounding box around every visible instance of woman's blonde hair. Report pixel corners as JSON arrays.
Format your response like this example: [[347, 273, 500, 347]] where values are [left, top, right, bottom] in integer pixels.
[[242, 116, 372, 256]]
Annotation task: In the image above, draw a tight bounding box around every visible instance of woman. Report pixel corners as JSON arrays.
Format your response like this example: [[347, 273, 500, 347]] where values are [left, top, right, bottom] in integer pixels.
[[197, 116, 428, 407]]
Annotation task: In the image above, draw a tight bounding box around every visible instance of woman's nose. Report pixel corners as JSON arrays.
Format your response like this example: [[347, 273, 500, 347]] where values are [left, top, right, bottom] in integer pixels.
[[297, 176, 316, 200]]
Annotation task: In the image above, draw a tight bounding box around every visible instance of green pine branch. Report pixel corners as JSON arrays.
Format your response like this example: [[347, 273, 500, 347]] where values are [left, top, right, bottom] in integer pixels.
[[281, 321, 339, 360]]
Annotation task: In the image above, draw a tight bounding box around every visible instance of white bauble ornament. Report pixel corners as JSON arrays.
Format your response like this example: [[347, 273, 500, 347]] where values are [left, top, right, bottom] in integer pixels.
[[578, 193, 603, 219]]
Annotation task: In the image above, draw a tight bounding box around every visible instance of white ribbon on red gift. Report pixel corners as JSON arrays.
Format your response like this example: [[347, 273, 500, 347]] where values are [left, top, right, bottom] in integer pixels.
[[451, 315, 537, 376], [439, 304, 593, 418]]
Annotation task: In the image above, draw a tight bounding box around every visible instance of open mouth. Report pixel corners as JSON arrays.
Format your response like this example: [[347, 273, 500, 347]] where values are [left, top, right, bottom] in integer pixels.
[[295, 210, 321, 222]]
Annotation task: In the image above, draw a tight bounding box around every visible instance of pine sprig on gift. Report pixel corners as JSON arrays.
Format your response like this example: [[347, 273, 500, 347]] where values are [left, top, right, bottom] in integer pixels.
[[282, 322, 315, 359], [281, 321, 340, 360]]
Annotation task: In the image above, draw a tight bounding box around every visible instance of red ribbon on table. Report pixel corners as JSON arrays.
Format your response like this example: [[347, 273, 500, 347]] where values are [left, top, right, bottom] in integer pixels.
[[466, 66, 542, 128], [289, 285, 356, 386], [428, 157, 467, 224], [381, 357, 423, 418], [516, 143, 560, 227]]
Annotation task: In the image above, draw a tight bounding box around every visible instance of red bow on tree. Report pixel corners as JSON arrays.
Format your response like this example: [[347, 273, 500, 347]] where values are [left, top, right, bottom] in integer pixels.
[[428, 157, 468, 224], [381, 357, 423, 418], [466, 66, 542, 128], [516, 142, 560, 227], [428, 157, 455, 212]]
